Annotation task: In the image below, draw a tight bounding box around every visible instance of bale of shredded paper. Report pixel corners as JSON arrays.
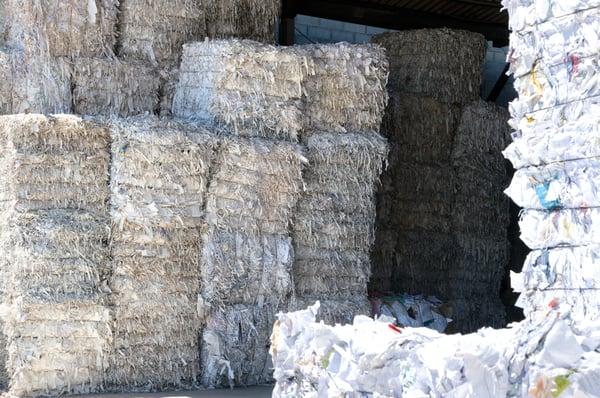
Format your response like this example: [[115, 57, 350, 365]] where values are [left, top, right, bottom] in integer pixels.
[[298, 43, 389, 135], [0, 48, 72, 114], [2, 302, 112, 396], [372, 29, 486, 105], [4, 0, 118, 57], [203, 0, 280, 43], [199, 135, 304, 305], [270, 303, 600, 397], [378, 94, 461, 165], [199, 303, 277, 388], [72, 57, 159, 117], [107, 116, 218, 390], [117, 0, 205, 64], [292, 132, 388, 313], [173, 40, 390, 140], [0, 114, 111, 396], [198, 136, 306, 387], [173, 39, 307, 141], [0, 210, 110, 392], [0, 114, 110, 216], [371, 100, 510, 332]]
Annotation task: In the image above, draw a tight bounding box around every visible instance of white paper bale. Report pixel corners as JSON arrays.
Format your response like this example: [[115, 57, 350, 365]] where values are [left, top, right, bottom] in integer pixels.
[[270, 303, 600, 397], [72, 57, 160, 117], [4, 0, 118, 57], [173, 39, 390, 140], [0, 114, 110, 216], [173, 40, 307, 141], [107, 116, 218, 390], [507, 158, 600, 210], [117, 0, 206, 64], [292, 132, 388, 306], [519, 208, 600, 249]]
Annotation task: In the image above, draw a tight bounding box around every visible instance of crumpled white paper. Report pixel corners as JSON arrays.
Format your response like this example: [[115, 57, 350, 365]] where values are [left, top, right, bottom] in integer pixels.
[[270, 303, 600, 397]]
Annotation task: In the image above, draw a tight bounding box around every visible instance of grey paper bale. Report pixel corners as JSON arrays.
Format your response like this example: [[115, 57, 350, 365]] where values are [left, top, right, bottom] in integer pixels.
[[372, 98, 511, 332], [372, 29, 486, 105], [4, 0, 118, 57], [117, 0, 205, 64], [292, 132, 388, 301], [0, 49, 72, 114], [72, 57, 160, 117], [203, 0, 280, 43]]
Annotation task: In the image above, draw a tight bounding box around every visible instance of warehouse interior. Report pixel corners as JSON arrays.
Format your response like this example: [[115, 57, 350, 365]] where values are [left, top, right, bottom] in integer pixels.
[[0, 0, 547, 394]]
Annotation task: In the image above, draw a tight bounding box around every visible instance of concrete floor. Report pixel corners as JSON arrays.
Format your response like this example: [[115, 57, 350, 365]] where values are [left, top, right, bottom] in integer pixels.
[[82, 386, 273, 398]]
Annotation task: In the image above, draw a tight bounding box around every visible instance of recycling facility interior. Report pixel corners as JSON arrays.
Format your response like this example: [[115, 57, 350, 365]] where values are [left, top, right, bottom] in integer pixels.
[[0, 0, 527, 394]]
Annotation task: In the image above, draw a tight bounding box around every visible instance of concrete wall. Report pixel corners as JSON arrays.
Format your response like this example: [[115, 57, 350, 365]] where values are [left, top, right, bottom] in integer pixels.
[[293, 15, 516, 107]]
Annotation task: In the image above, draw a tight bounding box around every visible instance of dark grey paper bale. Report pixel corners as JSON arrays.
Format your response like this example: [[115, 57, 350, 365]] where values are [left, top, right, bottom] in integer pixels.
[[372, 28, 486, 105]]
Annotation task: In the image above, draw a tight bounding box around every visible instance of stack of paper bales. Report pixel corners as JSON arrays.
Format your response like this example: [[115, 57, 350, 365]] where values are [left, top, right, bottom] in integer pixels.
[[171, 38, 389, 384], [173, 40, 389, 141], [199, 136, 305, 387], [107, 116, 218, 390], [503, 0, 600, 322], [0, 114, 111, 396], [72, 58, 160, 117], [291, 132, 388, 324], [203, 0, 280, 43], [117, 0, 205, 65], [371, 29, 510, 332]]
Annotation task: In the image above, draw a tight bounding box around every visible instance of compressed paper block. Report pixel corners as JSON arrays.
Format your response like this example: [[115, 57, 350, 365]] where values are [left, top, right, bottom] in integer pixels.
[[293, 132, 387, 301], [372, 29, 486, 105], [172, 40, 389, 140], [72, 57, 160, 117], [107, 116, 218, 390], [203, 0, 280, 43], [173, 40, 307, 141], [5, 0, 118, 57], [117, 0, 205, 64], [199, 303, 277, 388], [0, 113, 111, 395], [0, 49, 72, 114], [0, 114, 110, 216]]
